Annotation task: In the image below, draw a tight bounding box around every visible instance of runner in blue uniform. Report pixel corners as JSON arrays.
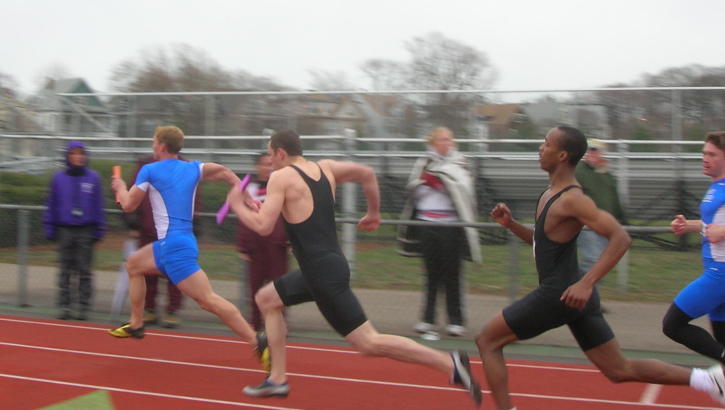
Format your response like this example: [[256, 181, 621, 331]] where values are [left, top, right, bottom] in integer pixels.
[[664, 131, 725, 381], [227, 130, 481, 405], [109, 126, 267, 367], [479, 126, 725, 409]]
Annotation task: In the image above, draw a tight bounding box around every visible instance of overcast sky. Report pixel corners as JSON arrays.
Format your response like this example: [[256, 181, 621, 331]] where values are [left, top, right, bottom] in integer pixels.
[[3, 0, 725, 96]]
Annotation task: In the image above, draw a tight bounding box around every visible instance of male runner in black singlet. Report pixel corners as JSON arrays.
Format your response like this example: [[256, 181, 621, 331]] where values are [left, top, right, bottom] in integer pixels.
[[477, 126, 725, 410], [227, 130, 481, 405]]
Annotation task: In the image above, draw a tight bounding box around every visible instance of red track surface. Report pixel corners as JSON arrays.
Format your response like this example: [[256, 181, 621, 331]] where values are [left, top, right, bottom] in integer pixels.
[[0, 315, 720, 409]]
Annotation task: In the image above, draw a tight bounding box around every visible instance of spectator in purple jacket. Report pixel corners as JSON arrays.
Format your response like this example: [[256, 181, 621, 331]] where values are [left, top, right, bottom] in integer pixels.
[[42, 141, 106, 320]]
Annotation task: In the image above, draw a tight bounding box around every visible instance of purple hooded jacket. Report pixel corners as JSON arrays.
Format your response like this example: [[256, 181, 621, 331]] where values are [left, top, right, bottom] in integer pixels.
[[42, 141, 106, 240]]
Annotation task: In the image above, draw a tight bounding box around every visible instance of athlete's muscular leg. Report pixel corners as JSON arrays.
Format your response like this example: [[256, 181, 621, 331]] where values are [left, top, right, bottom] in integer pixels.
[[255, 282, 288, 384], [125, 243, 160, 328], [345, 321, 452, 373], [176, 270, 256, 344], [585, 338, 691, 384], [475, 312, 519, 410]]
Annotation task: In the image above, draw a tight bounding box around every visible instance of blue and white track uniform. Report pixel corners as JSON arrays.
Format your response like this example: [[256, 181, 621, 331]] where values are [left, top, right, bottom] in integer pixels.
[[674, 178, 725, 320], [135, 159, 203, 284]]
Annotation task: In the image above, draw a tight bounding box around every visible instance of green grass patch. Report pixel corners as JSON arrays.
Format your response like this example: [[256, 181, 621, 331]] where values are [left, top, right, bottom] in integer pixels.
[[1, 237, 701, 303]]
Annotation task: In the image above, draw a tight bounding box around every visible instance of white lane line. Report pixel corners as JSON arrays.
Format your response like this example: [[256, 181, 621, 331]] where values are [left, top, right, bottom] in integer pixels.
[[0, 316, 600, 373], [0, 372, 300, 410], [0, 341, 465, 394], [1, 316, 359, 353], [512, 389, 718, 409], [1, 341, 718, 408], [640, 384, 663, 404], [0, 341, 266, 374]]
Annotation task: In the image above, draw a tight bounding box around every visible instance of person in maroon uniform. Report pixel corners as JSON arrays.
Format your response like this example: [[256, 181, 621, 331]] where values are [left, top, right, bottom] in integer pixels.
[[237, 152, 289, 330]]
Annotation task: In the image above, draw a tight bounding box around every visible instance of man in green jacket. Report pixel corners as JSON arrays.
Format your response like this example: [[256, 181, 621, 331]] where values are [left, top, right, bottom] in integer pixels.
[[575, 139, 626, 285]]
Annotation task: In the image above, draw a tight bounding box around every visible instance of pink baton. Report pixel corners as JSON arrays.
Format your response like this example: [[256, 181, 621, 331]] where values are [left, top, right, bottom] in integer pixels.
[[215, 174, 251, 225]]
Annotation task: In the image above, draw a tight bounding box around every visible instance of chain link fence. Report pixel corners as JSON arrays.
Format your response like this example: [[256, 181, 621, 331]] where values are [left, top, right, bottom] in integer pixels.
[[0, 86, 717, 344], [0, 197, 702, 338]]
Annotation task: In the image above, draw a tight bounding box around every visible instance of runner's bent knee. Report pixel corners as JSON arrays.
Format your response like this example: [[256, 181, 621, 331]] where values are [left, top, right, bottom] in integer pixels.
[[349, 336, 378, 357], [255, 285, 283, 312]]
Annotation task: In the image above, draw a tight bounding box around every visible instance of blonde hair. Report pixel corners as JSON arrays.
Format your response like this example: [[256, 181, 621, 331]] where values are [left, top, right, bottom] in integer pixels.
[[154, 126, 184, 154], [426, 126, 453, 144]]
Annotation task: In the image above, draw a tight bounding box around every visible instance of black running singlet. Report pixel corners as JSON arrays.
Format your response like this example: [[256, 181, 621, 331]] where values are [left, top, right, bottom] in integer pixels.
[[503, 184, 613, 350], [284, 164, 343, 268], [274, 163, 368, 336], [534, 185, 582, 287]]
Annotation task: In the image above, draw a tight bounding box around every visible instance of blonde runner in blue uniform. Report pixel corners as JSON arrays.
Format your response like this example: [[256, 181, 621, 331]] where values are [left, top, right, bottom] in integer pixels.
[[664, 131, 725, 389], [109, 126, 268, 369]]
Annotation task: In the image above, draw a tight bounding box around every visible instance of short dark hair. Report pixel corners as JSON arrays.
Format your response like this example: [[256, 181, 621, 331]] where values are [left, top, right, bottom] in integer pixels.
[[705, 131, 725, 151], [270, 130, 303, 156], [556, 125, 587, 165], [255, 151, 270, 163]]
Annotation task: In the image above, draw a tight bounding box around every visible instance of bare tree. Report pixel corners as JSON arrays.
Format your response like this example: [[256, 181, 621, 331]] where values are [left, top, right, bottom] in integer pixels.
[[111, 44, 232, 92], [406, 32, 495, 135], [593, 64, 725, 141], [643, 64, 725, 133], [32, 63, 74, 91], [307, 69, 358, 91], [359, 59, 409, 91], [405, 32, 496, 91], [109, 43, 292, 136], [360, 32, 496, 136], [0, 72, 18, 98]]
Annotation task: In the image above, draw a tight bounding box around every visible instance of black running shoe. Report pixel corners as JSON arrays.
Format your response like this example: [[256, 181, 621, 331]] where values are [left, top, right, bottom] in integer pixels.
[[451, 350, 482, 407], [143, 310, 158, 325], [57, 308, 71, 321], [255, 331, 271, 373]]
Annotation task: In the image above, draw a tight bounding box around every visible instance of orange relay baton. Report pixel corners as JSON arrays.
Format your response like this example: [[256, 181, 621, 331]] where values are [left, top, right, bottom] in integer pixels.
[[112, 165, 122, 204]]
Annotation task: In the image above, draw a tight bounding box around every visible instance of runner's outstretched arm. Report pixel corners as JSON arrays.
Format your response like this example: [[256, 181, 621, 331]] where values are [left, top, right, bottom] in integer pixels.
[[324, 159, 380, 231]]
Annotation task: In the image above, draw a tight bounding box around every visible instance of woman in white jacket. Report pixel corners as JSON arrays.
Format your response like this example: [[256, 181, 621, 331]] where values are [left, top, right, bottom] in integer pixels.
[[398, 127, 481, 340]]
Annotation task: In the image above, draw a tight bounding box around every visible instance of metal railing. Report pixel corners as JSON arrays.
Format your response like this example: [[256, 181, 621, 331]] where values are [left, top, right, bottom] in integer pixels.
[[1, 203, 676, 309]]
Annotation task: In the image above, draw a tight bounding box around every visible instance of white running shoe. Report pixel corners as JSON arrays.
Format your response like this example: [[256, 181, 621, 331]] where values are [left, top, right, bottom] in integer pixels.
[[421, 330, 441, 341], [446, 324, 466, 337], [706, 364, 725, 405], [414, 322, 435, 333]]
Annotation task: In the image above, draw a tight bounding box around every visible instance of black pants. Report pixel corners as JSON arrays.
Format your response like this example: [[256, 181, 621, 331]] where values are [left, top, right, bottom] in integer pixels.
[[419, 225, 465, 326], [662, 303, 725, 363], [57, 225, 95, 310]]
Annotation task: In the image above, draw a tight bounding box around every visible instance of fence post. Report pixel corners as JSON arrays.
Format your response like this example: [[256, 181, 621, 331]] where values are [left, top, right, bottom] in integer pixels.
[[617, 250, 629, 295], [507, 229, 520, 303], [617, 141, 630, 209], [238, 260, 251, 318], [342, 129, 357, 276], [126, 96, 136, 139], [17, 209, 29, 307], [204, 95, 216, 137], [616, 141, 631, 292]]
